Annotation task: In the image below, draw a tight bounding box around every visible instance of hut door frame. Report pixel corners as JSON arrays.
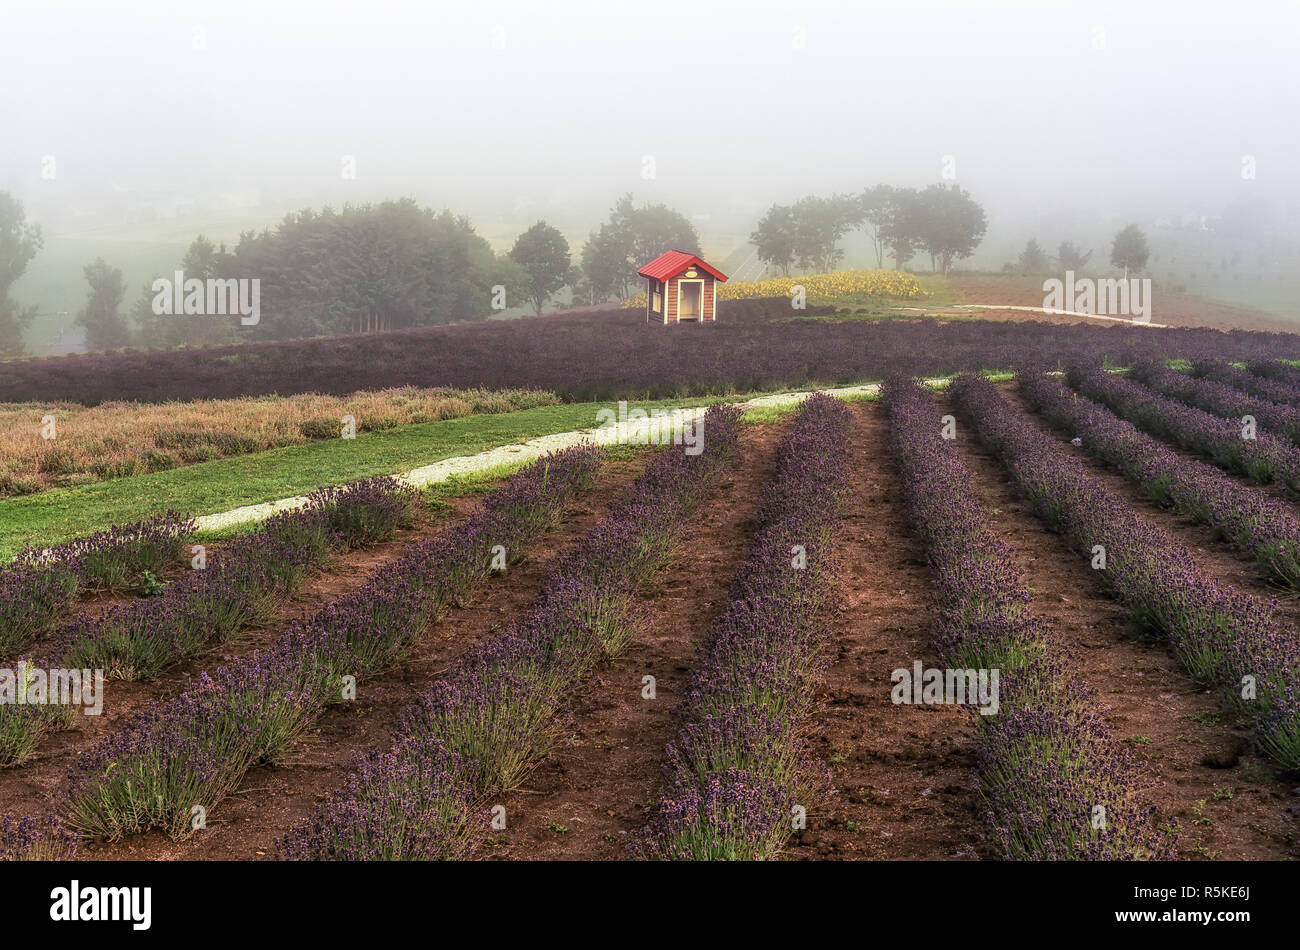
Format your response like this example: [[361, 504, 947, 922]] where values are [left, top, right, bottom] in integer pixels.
[[677, 279, 704, 321]]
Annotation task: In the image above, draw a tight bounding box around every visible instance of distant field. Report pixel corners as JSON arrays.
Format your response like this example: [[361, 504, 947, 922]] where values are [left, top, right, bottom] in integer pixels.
[[947, 272, 1300, 332], [7, 296, 1300, 407], [0, 387, 557, 497]]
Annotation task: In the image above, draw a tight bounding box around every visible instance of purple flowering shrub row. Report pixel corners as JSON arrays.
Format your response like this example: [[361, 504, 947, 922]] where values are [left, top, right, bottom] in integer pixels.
[[0, 477, 420, 771], [1023, 368, 1300, 590], [1128, 359, 1300, 446], [886, 377, 1168, 860], [952, 374, 1300, 772], [1191, 359, 1300, 408], [0, 512, 195, 656], [885, 378, 1045, 673], [279, 405, 744, 860], [58, 476, 417, 684], [1246, 359, 1300, 391], [636, 394, 850, 860], [62, 445, 603, 841], [1069, 363, 1300, 492], [0, 816, 79, 861]]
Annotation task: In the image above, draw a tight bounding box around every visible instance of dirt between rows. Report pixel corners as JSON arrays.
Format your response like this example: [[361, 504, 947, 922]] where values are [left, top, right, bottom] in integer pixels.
[[484, 421, 788, 859], [953, 385, 1300, 859], [0, 497, 482, 798], [7, 398, 1300, 861], [0, 452, 653, 859]]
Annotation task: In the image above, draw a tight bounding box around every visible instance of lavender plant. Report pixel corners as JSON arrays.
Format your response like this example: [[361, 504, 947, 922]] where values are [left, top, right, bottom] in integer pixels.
[[1192, 358, 1300, 408], [1068, 363, 1300, 493], [1129, 359, 1300, 445], [1023, 367, 1300, 589], [0, 815, 79, 861], [282, 406, 743, 860], [640, 395, 850, 860], [884, 377, 1169, 860], [951, 374, 1300, 772], [64, 444, 605, 841]]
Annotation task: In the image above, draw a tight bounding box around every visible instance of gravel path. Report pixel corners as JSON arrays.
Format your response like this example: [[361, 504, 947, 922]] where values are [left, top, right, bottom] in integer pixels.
[[194, 381, 932, 532]]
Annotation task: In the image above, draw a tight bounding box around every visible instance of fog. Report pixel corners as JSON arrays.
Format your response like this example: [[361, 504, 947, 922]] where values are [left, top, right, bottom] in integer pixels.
[[2, 0, 1298, 316]]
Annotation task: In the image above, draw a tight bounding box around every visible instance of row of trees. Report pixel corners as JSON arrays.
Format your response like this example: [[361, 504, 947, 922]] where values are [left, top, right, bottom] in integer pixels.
[[1017, 225, 1151, 276], [0, 193, 43, 359], [4, 183, 991, 355], [750, 184, 988, 276], [79, 202, 585, 351]]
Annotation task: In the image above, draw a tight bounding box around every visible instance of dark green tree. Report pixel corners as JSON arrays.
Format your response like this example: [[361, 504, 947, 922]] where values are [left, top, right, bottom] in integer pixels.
[[580, 195, 699, 302], [0, 192, 43, 358], [914, 184, 987, 273], [76, 258, 130, 351], [1110, 224, 1150, 276], [877, 187, 920, 271], [859, 185, 896, 268], [1018, 238, 1050, 273], [510, 221, 571, 316], [749, 204, 797, 276], [790, 194, 861, 273], [1057, 240, 1093, 271]]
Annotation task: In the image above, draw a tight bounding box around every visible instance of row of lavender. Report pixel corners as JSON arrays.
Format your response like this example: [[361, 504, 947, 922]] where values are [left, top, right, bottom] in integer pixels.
[[1246, 359, 1300, 393], [59, 445, 605, 843], [1, 514, 194, 656], [886, 377, 1167, 859], [1069, 363, 1300, 492], [1022, 367, 1300, 590], [1129, 359, 1300, 448], [636, 394, 850, 860], [279, 405, 744, 859], [0, 478, 420, 769], [1191, 359, 1300, 409], [951, 374, 1300, 771]]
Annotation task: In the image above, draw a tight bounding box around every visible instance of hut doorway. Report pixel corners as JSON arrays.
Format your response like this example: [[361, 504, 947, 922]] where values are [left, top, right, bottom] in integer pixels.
[[678, 280, 703, 321]]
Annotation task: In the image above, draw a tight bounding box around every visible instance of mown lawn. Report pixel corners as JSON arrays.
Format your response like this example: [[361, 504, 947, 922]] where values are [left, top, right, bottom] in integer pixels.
[[0, 395, 732, 558]]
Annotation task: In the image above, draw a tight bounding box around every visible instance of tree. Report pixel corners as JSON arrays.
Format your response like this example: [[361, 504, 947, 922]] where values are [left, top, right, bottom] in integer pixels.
[[1057, 240, 1092, 271], [858, 185, 896, 268], [1110, 224, 1150, 276], [0, 192, 43, 358], [877, 187, 920, 271], [580, 195, 699, 302], [510, 221, 571, 316], [750, 204, 797, 276], [913, 184, 987, 274], [790, 194, 861, 273], [76, 258, 130, 351], [1018, 238, 1050, 273], [222, 199, 503, 340], [134, 235, 239, 347]]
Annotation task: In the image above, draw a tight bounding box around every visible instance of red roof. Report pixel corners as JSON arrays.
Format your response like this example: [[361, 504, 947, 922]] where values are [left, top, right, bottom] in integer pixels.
[[636, 250, 728, 282]]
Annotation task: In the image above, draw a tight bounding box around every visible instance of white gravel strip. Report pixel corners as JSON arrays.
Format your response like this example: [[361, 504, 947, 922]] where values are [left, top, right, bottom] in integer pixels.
[[192, 381, 927, 533], [940, 304, 1168, 328]]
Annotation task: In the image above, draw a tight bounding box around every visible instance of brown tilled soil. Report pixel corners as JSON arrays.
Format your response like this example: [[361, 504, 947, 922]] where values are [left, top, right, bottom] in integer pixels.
[[6, 498, 484, 751], [787, 403, 983, 860], [485, 423, 788, 859], [950, 384, 1300, 860], [0, 452, 653, 859], [947, 273, 1299, 334], [8, 397, 1300, 863]]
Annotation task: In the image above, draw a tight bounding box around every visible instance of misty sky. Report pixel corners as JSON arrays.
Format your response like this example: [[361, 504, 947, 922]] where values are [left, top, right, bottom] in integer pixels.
[[2, 0, 1297, 243]]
